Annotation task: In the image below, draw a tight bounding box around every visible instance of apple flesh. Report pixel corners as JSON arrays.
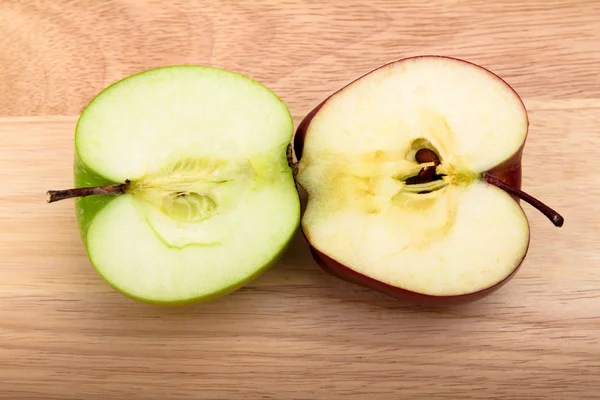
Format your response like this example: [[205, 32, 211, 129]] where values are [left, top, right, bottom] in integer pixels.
[[48, 66, 300, 304], [293, 56, 563, 305]]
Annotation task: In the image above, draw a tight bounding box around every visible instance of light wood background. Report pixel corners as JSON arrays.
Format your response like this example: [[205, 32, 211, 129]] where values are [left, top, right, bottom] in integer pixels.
[[1, 1, 599, 399]]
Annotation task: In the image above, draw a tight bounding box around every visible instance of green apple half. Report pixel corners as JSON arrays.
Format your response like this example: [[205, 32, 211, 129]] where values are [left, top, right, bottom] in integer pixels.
[[292, 56, 564, 305], [48, 66, 300, 304]]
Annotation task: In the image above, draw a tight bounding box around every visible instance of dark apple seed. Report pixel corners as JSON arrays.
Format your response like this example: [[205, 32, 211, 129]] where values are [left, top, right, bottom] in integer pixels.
[[417, 166, 435, 182], [415, 148, 440, 166]]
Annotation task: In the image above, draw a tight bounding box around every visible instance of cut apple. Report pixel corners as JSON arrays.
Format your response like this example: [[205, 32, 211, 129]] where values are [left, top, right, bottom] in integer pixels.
[[48, 66, 300, 304], [293, 56, 563, 305]]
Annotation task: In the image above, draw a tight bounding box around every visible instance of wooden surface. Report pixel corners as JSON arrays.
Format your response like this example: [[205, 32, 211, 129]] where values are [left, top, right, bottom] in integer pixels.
[[1, 1, 599, 399]]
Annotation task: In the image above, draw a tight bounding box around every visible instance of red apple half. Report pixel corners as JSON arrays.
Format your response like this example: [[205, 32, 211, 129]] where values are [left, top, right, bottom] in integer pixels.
[[292, 56, 563, 306]]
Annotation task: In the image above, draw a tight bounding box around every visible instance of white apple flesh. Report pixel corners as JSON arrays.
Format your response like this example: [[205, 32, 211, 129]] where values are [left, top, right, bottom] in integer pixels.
[[48, 66, 300, 304], [293, 56, 563, 305]]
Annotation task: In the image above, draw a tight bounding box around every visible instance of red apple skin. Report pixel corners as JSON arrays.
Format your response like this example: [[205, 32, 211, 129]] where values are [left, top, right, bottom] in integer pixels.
[[293, 55, 532, 306], [309, 244, 526, 307]]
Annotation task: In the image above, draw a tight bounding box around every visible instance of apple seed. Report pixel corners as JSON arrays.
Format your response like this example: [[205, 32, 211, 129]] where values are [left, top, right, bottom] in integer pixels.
[[415, 148, 440, 166]]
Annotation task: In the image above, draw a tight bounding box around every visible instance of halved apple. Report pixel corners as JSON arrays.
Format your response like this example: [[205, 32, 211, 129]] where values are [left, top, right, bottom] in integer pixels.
[[293, 56, 563, 305], [48, 66, 300, 304]]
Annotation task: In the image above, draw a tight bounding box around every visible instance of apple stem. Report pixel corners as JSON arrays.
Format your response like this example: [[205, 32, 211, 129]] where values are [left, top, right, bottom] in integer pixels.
[[46, 181, 129, 203], [483, 173, 564, 227], [286, 143, 299, 176]]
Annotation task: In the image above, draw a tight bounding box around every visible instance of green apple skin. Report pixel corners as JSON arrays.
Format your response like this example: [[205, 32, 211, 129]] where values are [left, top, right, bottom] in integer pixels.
[[70, 66, 300, 306], [292, 55, 533, 306]]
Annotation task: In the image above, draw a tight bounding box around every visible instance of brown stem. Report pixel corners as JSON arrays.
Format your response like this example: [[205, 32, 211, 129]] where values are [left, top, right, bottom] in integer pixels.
[[483, 173, 564, 227], [46, 181, 129, 203], [286, 143, 299, 176]]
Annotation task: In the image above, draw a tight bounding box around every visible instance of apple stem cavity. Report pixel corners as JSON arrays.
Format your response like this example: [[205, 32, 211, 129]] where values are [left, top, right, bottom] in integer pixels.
[[483, 173, 564, 227], [46, 180, 130, 203]]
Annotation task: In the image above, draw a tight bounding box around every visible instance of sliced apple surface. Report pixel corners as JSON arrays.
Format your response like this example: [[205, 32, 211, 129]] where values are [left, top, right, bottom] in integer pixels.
[[59, 66, 300, 304], [295, 56, 545, 301]]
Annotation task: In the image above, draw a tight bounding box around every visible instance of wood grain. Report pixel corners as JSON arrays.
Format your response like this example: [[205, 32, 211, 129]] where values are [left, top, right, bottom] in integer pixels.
[[1, 1, 599, 399]]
